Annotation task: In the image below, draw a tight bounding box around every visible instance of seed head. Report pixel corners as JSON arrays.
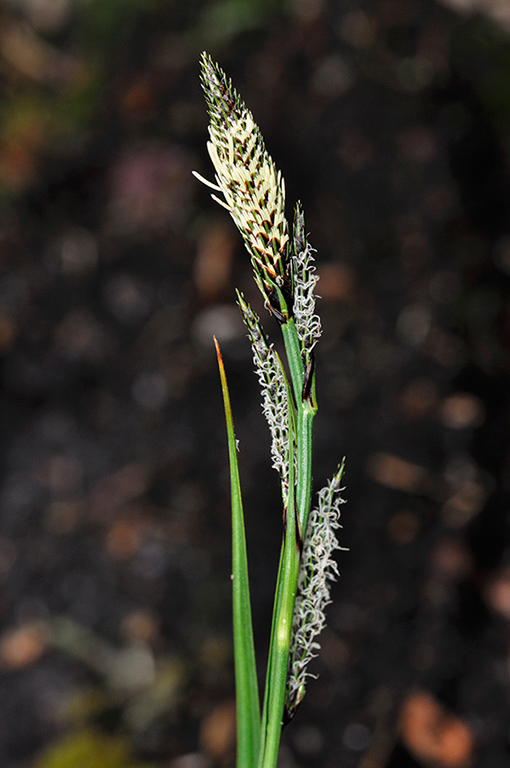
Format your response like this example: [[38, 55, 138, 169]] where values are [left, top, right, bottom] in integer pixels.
[[292, 204, 321, 362], [286, 460, 346, 718], [194, 53, 291, 319], [237, 291, 292, 503]]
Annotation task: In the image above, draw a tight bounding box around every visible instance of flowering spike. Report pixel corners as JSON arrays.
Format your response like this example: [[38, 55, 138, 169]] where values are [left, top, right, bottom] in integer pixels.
[[285, 460, 346, 718], [196, 54, 348, 762], [236, 291, 292, 503], [291, 203, 321, 364], [195, 53, 292, 320]]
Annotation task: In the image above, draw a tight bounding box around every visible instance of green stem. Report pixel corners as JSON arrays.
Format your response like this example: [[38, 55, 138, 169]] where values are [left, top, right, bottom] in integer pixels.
[[257, 319, 318, 768], [259, 378, 300, 768], [280, 319, 317, 535], [261, 527, 300, 768], [257, 543, 285, 767]]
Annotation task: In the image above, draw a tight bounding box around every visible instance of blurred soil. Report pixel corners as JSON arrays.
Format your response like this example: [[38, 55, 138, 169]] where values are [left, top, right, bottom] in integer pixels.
[[0, 1, 509, 767]]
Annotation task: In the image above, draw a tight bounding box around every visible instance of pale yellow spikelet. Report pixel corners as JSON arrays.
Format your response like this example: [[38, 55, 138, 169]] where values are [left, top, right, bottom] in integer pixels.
[[194, 53, 291, 318]]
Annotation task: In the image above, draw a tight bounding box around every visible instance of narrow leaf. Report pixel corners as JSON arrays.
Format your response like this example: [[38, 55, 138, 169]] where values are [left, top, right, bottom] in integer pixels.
[[215, 337, 260, 768]]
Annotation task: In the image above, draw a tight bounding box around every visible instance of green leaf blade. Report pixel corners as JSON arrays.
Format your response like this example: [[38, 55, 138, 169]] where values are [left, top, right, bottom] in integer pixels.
[[215, 338, 260, 768]]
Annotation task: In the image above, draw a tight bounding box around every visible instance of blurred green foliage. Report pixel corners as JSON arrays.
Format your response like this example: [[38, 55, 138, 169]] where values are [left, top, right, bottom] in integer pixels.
[[34, 729, 152, 768], [0, 0, 286, 203], [453, 18, 510, 135]]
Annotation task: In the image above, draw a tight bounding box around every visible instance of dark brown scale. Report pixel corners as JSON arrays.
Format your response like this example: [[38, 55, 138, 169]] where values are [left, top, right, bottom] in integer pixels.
[[267, 237, 281, 256], [253, 332, 266, 349], [205, 65, 235, 108], [283, 702, 299, 726], [257, 230, 269, 243], [203, 71, 240, 122], [293, 204, 305, 256], [302, 355, 315, 404], [267, 296, 287, 324], [267, 274, 293, 324], [294, 504, 303, 555], [252, 245, 267, 259], [216, 83, 237, 113], [259, 189, 270, 208]]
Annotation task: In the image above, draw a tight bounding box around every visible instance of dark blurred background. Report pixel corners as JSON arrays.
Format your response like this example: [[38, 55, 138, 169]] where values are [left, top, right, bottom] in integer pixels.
[[0, 0, 509, 766]]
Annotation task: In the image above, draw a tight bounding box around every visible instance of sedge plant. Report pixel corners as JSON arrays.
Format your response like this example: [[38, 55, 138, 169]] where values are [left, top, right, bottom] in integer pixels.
[[194, 53, 345, 768]]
